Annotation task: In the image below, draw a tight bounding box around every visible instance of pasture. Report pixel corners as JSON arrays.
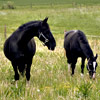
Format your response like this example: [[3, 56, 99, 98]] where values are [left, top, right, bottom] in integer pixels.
[[0, 0, 100, 100]]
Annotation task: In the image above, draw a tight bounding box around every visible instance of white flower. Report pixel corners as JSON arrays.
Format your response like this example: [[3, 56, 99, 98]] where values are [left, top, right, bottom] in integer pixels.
[[37, 89, 40, 92]]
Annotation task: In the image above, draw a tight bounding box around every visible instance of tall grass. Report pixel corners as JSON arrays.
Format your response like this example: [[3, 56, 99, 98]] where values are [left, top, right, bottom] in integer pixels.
[[0, 35, 100, 100]]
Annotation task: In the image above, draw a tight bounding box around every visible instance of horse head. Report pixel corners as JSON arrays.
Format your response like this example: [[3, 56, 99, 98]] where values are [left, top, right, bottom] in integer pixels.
[[38, 17, 56, 50], [87, 54, 98, 79]]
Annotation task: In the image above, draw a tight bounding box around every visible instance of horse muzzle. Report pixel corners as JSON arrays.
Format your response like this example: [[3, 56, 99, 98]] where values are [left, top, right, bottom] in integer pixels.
[[45, 40, 56, 51], [48, 45, 55, 51], [92, 72, 96, 80], [89, 71, 96, 80]]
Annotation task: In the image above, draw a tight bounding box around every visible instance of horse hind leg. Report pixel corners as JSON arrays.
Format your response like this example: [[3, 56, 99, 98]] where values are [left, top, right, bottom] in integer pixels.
[[68, 63, 71, 73], [71, 59, 77, 76], [71, 63, 75, 76], [67, 56, 72, 73]]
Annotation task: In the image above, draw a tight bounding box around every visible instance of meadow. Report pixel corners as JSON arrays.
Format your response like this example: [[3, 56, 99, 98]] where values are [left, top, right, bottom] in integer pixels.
[[1, 0, 100, 6], [0, 0, 100, 100]]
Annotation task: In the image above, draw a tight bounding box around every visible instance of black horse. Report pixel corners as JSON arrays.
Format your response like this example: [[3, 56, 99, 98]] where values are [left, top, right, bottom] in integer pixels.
[[4, 17, 56, 86], [64, 30, 98, 79]]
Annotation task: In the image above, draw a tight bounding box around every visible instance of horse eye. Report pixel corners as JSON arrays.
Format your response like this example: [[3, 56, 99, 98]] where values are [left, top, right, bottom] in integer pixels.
[[88, 61, 92, 65], [89, 63, 92, 66]]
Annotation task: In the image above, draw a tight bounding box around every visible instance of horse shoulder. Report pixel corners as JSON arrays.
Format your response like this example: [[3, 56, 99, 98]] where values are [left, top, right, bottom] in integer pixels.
[[27, 38, 36, 56]]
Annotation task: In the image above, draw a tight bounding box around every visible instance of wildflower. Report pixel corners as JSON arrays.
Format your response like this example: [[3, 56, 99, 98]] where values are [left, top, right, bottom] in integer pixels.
[[37, 89, 40, 92]]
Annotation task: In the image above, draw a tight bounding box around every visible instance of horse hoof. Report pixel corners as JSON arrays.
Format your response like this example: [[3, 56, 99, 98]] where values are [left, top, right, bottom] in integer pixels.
[[26, 81, 30, 87], [81, 73, 84, 77], [71, 74, 74, 77], [15, 81, 18, 88]]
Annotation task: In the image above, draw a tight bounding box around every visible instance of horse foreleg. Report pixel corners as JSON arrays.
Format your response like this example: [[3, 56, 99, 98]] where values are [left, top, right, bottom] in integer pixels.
[[12, 62, 19, 88], [81, 58, 85, 77], [26, 60, 32, 83], [26, 65, 31, 87], [26, 66, 31, 81]]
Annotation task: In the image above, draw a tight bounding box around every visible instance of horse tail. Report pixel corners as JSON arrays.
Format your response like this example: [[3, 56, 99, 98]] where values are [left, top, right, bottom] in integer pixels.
[[77, 30, 94, 59]]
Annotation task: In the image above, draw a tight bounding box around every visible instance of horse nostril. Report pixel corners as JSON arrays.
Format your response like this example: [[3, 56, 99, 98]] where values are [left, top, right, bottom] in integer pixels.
[[93, 73, 96, 80]]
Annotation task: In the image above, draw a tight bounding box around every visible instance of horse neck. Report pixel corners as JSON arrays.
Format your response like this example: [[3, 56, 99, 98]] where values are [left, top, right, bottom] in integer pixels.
[[81, 40, 94, 59], [84, 46, 94, 60], [80, 37, 94, 59], [18, 21, 40, 46], [78, 31, 94, 59]]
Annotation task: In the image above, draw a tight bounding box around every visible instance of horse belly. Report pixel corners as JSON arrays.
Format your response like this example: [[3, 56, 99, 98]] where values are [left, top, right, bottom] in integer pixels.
[[3, 38, 14, 61]]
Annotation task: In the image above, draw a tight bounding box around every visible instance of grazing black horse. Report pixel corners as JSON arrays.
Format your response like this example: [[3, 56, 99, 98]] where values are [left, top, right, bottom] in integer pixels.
[[64, 30, 98, 79], [4, 17, 56, 86]]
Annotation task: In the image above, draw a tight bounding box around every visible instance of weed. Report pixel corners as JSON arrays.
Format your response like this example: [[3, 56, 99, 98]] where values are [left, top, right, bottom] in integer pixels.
[[76, 81, 92, 99]]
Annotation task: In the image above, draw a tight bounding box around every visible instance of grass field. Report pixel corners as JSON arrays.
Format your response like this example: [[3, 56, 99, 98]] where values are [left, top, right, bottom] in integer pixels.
[[0, 0, 100, 6], [0, 0, 100, 100]]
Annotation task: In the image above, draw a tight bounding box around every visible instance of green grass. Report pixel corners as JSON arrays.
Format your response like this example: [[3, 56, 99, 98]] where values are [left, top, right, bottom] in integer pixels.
[[0, 36, 100, 100], [0, 1, 100, 100], [0, 0, 100, 6]]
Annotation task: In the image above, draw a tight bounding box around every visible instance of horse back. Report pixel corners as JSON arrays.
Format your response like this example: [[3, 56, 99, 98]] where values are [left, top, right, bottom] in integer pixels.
[[64, 30, 93, 59], [64, 30, 79, 50]]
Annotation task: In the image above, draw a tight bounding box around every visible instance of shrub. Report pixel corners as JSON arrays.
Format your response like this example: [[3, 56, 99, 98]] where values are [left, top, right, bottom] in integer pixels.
[[2, 1, 15, 9]]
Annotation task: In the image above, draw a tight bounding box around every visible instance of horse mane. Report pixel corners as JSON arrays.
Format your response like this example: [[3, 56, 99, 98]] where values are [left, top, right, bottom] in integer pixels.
[[78, 30, 94, 59], [18, 21, 41, 30], [10, 21, 42, 46]]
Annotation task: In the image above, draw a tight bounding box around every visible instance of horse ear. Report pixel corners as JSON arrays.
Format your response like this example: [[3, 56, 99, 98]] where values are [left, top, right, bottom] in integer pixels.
[[95, 54, 98, 60], [43, 17, 48, 23]]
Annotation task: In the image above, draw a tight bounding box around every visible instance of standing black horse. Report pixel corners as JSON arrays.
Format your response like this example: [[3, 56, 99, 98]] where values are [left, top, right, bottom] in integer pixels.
[[64, 30, 98, 79], [4, 17, 56, 87]]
